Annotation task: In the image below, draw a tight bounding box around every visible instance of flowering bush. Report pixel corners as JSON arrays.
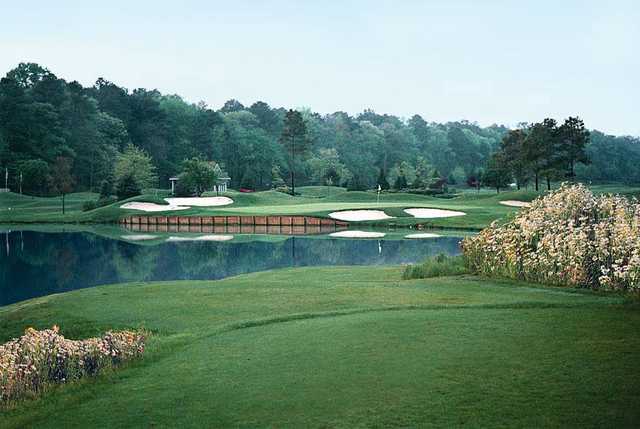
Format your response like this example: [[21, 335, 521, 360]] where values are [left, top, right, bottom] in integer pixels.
[[462, 184, 640, 292], [0, 326, 145, 405]]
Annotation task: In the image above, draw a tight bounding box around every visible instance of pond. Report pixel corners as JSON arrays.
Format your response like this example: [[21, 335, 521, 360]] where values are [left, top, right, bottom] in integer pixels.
[[0, 227, 465, 307]]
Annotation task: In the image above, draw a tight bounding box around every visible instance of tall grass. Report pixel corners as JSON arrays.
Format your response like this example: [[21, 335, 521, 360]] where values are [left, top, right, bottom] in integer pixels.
[[402, 254, 467, 279], [0, 326, 145, 407]]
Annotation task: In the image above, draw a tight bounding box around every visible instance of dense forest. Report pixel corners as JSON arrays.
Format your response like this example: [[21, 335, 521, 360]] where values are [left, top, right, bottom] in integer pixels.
[[1, 63, 638, 197]]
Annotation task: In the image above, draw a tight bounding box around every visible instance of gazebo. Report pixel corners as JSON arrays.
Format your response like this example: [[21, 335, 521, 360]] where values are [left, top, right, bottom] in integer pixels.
[[214, 176, 231, 194], [168, 175, 231, 195], [169, 177, 179, 195]]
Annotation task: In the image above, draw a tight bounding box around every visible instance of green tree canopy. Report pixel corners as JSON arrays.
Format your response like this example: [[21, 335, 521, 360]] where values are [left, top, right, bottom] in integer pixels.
[[500, 129, 529, 189], [114, 144, 158, 191], [0, 61, 632, 198], [483, 151, 512, 193], [18, 159, 49, 195], [178, 157, 219, 196]]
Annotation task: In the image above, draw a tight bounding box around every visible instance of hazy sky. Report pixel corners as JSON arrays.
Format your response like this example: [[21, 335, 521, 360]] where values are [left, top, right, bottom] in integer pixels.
[[1, 1, 638, 135]]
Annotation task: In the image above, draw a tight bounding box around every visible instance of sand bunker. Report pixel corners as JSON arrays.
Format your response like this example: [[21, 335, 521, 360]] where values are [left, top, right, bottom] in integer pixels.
[[166, 235, 234, 242], [164, 197, 233, 207], [329, 230, 386, 238], [499, 200, 532, 208], [404, 233, 441, 239], [121, 196, 234, 212], [404, 208, 466, 219], [121, 234, 158, 241], [120, 202, 189, 212], [328, 210, 394, 222]]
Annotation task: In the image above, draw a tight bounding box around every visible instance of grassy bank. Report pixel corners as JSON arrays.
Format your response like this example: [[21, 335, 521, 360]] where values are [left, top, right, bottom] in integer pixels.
[[0, 187, 527, 229], [1, 265, 638, 427], [2, 184, 638, 230]]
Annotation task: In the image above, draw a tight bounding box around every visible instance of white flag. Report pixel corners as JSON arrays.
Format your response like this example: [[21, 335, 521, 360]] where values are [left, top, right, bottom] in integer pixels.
[[377, 184, 382, 192]]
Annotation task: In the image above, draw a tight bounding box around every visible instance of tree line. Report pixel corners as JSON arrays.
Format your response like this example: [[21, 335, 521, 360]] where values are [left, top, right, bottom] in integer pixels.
[[483, 117, 592, 192], [0, 63, 638, 199]]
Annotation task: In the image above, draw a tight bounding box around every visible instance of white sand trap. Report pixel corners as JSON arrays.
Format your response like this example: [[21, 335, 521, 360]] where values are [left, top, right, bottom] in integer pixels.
[[121, 196, 234, 212], [121, 234, 158, 241], [328, 210, 394, 222], [500, 200, 531, 208], [166, 235, 234, 242], [404, 208, 466, 219], [120, 202, 189, 212], [329, 230, 386, 238], [164, 197, 233, 207], [405, 233, 441, 239]]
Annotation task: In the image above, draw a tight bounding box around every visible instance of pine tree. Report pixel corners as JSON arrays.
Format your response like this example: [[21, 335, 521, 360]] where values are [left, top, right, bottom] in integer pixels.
[[279, 110, 308, 195], [558, 116, 590, 180]]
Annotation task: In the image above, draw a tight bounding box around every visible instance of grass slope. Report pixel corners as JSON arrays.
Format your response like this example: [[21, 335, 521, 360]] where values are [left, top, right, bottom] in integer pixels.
[[1, 266, 638, 427]]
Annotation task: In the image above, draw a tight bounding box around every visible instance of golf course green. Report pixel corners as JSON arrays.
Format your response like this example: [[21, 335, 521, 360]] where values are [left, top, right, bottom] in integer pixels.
[[2, 184, 640, 427]]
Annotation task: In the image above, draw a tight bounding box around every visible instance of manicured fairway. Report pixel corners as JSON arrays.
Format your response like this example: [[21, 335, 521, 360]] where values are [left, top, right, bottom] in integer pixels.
[[1, 266, 638, 427], [0, 192, 99, 222]]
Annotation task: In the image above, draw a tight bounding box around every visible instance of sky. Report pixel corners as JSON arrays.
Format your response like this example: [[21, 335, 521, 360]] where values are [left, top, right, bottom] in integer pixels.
[[1, 0, 638, 135]]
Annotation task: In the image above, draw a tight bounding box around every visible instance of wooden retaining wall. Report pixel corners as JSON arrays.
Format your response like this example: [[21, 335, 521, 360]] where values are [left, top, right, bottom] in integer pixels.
[[120, 215, 348, 235]]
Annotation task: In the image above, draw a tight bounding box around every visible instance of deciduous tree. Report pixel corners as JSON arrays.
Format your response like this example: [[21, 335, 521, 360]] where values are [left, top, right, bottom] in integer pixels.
[[114, 144, 158, 191], [178, 157, 219, 196]]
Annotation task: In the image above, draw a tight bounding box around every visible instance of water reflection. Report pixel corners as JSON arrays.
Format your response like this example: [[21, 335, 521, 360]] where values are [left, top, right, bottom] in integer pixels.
[[0, 230, 463, 306]]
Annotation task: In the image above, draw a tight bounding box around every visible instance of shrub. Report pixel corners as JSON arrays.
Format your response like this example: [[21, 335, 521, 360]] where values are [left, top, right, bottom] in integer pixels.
[[0, 326, 145, 406], [275, 185, 292, 195], [462, 184, 640, 292], [402, 254, 467, 280]]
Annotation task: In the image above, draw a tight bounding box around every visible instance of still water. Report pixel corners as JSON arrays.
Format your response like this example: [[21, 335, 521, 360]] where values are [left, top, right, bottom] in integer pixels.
[[0, 228, 463, 306]]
